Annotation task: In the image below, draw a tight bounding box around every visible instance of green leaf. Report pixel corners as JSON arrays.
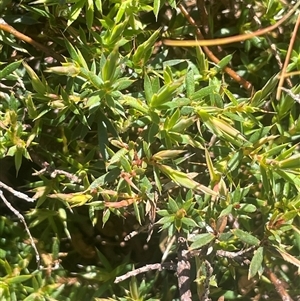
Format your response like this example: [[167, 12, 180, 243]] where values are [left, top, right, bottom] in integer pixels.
[[132, 29, 160, 66], [152, 150, 186, 161], [80, 69, 104, 90], [94, 0, 102, 12], [14, 147, 24, 176], [157, 164, 218, 196], [205, 148, 218, 182], [0, 60, 22, 79], [166, 109, 180, 130], [191, 85, 218, 101], [102, 48, 119, 82], [108, 148, 128, 167], [171, 116, 196, 132], [233, 229, 260, 246], [248, 247, 264, 279], [108, 19, 128, 45], [277, 153, 300, 169], [237, 204, 257, 213], [88, 168, 121, 190], [46, 62, 81, 77], [163, 65, 173, 84], [216, 54, 233, 69], [153, 0, 161, 20], [86, 0, 94, 29], [6, 275, 32, 284], [150, 79, 183, 108], [121, 96, 149, 114], [144, 73, 153, 104], [182, 217, 198, 228], [157, 215, 175, 225], [190, 233, 215, 250], [22, 61, 47, 95], [168, 196, 179, 212], [114, 77, 135, 90], [153, 165, 162, 193], [67, 0, 85, 27], [185, 68, 195, 98]]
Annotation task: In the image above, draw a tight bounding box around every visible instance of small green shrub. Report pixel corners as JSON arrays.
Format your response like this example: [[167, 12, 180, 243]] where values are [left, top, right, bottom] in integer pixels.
[[0, 0, 300, 300]]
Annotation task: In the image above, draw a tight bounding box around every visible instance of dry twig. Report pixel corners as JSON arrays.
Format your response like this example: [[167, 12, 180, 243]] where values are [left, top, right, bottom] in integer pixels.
[[265, 268, 294, 301], [177, 3, 252, 91], [164, 1, 300, 47], [114, 262, 176, 283], [0, 180, 35, 202], [0, 190, 40, 266], [177, 233, 192, 301], [0, 18, 64, 62], [276, 12, 300, 100]]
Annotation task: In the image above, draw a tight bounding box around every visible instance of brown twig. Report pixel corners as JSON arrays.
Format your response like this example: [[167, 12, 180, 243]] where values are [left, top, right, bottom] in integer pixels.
[[248, 4, 292, 89], [164, 1, 300, 47], [0, 18, 64, 62], [276, 11, 300, 100], [177, 3, 252, 91], [265, 268, 294, 301]]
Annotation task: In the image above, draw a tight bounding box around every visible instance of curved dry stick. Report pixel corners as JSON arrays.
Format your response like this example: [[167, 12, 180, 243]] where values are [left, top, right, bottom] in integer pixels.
[[0, 190, 40, 266], [178, 4, 252, 90], [276, 12, 300, 100], [163, 2, 300, 47], [0, 18, 64, 62]]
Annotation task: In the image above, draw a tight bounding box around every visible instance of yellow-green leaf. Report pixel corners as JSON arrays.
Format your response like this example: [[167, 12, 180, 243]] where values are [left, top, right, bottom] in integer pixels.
[[157, 164, 218, 196], [152, 150, 186, 161]]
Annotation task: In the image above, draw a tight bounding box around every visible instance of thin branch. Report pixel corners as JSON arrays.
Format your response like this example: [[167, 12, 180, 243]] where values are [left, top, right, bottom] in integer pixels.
[[276, 11, 300, 100], [280, 87, 300, 104], [0, 190, 40, 266], [114, 262, 176, 283], [32, 164, 81, 183], [164, 1, 300, 47], [216, 246, 256, 259], [177, 233, 192, 301], [123, 224, 149, 241], [265, 268, 294, 301], [0, 18, 64, 62], [177, 3, 252, 91], [0, 180, 36, 202], [248, 4, 292, 89]]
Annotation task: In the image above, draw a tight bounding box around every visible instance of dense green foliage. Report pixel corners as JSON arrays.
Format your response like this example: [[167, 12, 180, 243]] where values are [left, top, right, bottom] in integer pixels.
[[0, 0, 300, 300]]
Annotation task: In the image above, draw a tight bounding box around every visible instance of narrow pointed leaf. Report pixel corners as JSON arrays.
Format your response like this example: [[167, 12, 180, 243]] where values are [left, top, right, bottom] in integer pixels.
[[248, 247, 264, 279]]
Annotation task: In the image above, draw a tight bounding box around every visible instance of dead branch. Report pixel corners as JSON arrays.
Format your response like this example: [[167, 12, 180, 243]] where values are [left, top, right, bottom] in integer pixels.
[[0, 180, 36, 202], [0, 190, 40, 266], [177, 233, 192, 301], [114, 262, 176, 283]]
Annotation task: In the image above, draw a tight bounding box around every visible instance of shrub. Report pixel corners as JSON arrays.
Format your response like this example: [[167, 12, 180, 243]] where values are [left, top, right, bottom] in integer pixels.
[[0, 0, 300, 300]]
